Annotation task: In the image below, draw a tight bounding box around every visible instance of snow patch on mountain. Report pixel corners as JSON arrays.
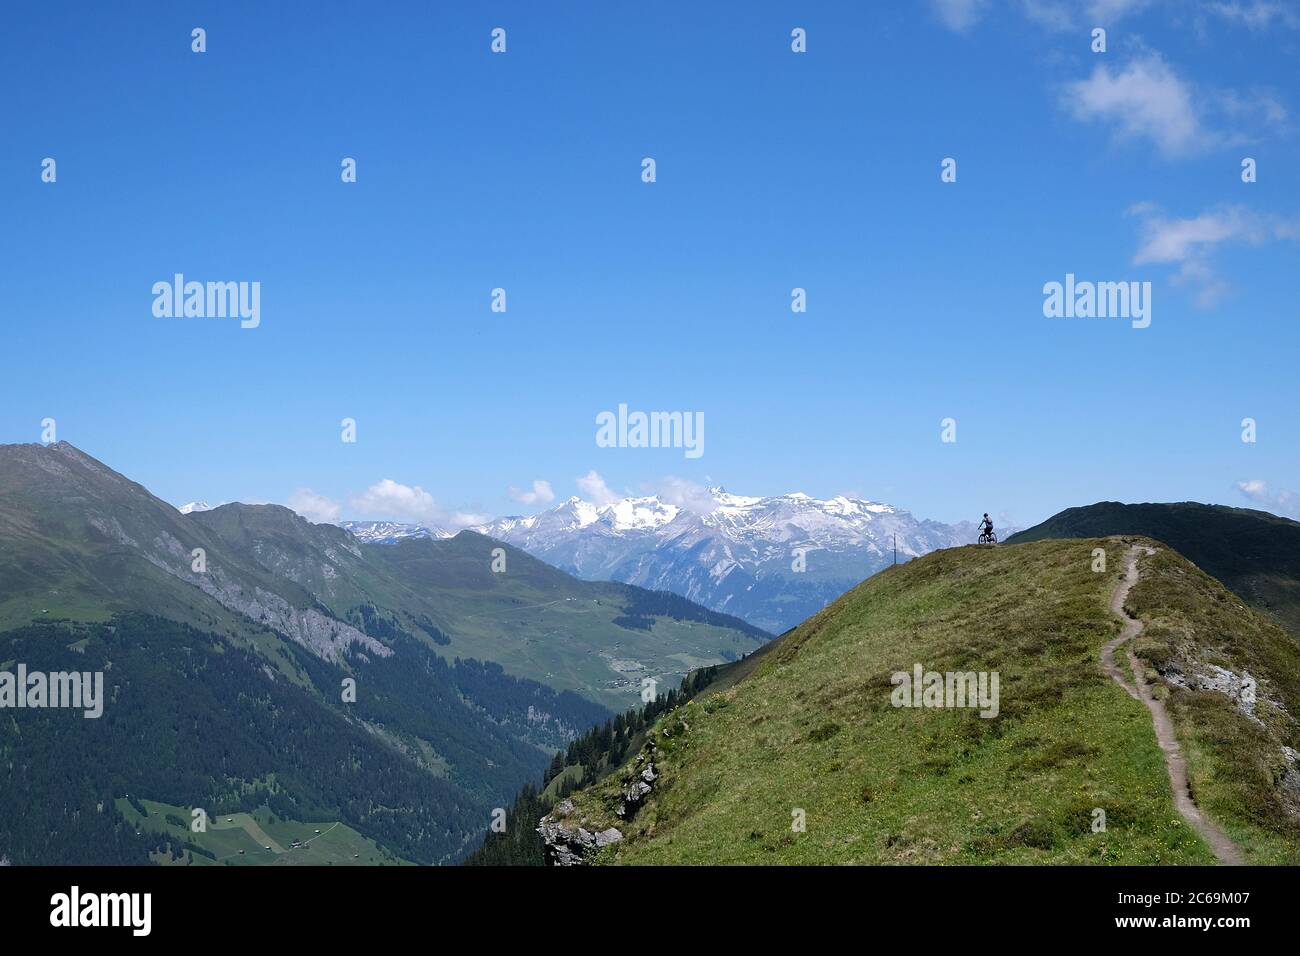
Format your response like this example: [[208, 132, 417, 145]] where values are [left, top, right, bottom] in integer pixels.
[[334, 486, 1006, 633], [339, 520, 453, 544], [472, 488, 998, 633]]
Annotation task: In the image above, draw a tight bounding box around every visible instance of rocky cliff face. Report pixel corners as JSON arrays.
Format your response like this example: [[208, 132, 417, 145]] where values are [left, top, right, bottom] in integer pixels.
[[537, 799, 623, 866]]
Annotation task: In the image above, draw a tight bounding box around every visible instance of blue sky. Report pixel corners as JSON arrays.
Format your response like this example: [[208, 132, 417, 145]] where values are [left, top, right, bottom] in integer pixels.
[[2, 0, 1297, 528]]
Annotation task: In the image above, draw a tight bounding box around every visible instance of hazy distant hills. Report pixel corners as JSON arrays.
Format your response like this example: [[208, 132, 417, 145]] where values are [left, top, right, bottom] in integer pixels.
[[1008, 501, 1300, 637], [347, 488, 990, 634]]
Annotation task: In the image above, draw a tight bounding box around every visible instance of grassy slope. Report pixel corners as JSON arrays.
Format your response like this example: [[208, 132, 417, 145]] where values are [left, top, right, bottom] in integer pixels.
[[1127, 547, 1300, 863], [117, 798, 408, 866], [1007, 501, 1300, 636], [367, 534, 766, 709], [561, 538, 1300, 864], [0, 444, 319, 642], [0, 443, 767, 711]]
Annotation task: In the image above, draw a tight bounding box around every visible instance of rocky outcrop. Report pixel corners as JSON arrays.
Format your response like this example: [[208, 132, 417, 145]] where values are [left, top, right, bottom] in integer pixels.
[[1153, 655, 1300, 819], [618, 742, 658, 819], [1155, 660, 1262, 724], [537, 799, 622, 866], [136, 530, 389, 662], [536, 741, 664, 866], [1280, 748, 1300, 813]]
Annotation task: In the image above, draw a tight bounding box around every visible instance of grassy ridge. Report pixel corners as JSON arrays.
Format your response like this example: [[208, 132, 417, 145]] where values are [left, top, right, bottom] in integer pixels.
[[558, 538, 1300, 864], [1127, 546, 1300, 863], [1008, 501, 1300, 636]]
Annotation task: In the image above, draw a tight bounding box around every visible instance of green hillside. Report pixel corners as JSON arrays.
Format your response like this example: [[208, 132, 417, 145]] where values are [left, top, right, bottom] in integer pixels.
[[0, 442, 324, 645], [0, 441, 768, 865], [0, 443, 766, 709], [183, 506, 767, 709], [116, 798, 408, 866], [546, 538, 1300, 865], [1007, 501, 1300, 637], [366, 532, 766, 708], [0, 613, 597, 865]]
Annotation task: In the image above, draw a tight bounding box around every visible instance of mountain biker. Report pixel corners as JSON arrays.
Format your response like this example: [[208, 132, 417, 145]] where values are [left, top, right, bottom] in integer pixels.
[[979, 514, 994, 539]]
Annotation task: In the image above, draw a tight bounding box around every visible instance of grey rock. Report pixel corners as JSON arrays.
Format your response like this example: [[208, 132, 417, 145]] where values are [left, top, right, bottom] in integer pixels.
[[1192, 664, 1261, 722], [536, 817, 623, 866]]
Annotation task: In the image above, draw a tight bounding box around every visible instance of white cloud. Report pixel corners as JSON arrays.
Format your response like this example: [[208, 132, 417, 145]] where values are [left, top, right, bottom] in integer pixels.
[[641, 476, 720, 514], [575, 470, 620, 507], [1206, 1, 1300, 29], [1132, 204, 1261, 262], [1021, 0, 1076, 30], [350, 479, 437, 521], [1062, 49, 1287, 158], [1129, 203, 1299, 306], [932, 0, 991, 31], [508, 479, 556, 506], [287, 488, 341, 524], [1214, 87, 1288, 134], [940, 1, 1298, 35], [1062, 53, 1204, 156], [349, 478, 488, 528], [943, 0, 1152, 33], [1236, 479, 1300, 518], [1088, 0, 1154, 20]]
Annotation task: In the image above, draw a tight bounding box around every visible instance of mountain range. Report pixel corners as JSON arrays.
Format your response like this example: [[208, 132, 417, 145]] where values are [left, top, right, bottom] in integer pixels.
[[0, 442, 764, 865], [17, 443, 1296, 870], [346, 488, 994, 633]]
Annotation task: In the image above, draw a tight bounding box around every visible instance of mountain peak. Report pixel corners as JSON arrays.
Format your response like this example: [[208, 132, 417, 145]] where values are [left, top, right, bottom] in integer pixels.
[[474, 485, 987, 632], [340, 520, 453, 544]]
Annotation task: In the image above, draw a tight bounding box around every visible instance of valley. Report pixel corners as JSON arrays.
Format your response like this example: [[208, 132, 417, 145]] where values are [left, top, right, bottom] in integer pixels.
[[0, 441, 763, 865], [118, 798, 408, 867], [348, 488, 989, 634], [7, 442, 1300, 869]]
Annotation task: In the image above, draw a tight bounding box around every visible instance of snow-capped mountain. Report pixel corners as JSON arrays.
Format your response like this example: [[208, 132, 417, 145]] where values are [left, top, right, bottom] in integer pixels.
[[177, 500, 213, 514], [339, 520, 454, 544], [469, 488, 990, 632], [336, 488, 998, 634]]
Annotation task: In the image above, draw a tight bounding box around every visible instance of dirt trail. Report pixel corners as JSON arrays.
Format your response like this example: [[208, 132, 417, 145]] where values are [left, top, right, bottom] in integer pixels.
[[1102, 544, 1244, 866]]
